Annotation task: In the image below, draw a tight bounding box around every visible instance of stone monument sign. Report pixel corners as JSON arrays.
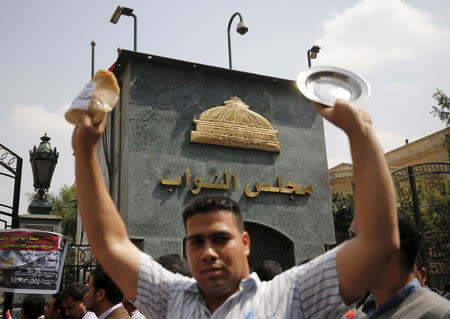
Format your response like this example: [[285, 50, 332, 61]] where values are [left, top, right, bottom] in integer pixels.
[[102, 50, 335, 269]]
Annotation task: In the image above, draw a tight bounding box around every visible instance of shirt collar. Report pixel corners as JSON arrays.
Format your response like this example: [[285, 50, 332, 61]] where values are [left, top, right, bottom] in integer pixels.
[[98, 303, 122, 319], [240, 272, 260, 290], [362, 278, 421, 318], [184, 272, 260, 293]]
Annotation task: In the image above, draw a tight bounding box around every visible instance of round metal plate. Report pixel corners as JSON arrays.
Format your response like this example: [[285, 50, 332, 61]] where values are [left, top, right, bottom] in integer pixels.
[[296, 66, 371, 107]]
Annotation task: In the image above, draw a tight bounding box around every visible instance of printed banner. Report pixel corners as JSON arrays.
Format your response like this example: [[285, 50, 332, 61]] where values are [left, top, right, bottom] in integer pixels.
[[0, 229, 68, 294]]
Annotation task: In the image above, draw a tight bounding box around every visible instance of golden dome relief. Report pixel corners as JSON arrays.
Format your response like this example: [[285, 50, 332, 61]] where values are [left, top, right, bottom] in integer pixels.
[[190, 97, 281, 152], [197, 97, 273, 130]]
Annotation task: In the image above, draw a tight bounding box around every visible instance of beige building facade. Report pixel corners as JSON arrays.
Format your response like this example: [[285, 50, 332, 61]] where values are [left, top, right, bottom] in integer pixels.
[[329, 127, 450, 194]]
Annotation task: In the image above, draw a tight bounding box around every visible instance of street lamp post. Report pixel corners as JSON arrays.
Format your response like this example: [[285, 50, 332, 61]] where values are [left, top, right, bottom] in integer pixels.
[[91, 40, 96, 78], [28, 133, 59, 215], [110, 6, 137, 51], [227, 12, 249, 70], [307, 45, 321, 67]]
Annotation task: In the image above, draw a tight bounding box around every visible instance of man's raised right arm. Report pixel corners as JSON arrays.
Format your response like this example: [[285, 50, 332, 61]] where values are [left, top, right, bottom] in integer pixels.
[[72, 114, 140, 300]]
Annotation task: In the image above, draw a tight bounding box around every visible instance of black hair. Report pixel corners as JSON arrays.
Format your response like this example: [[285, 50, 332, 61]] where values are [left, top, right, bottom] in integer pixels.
[[253, 260, 283, 281], [156, 254, 191, 277], [182, 196, 243, 232], [22, 295, 45, 319], [62, 283, 88, 302], [92, 264, 124, 304], [398, 208, 420, 272]]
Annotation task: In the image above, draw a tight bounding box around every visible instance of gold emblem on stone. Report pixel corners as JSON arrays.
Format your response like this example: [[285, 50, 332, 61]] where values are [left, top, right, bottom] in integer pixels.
[[190, 97, 281, 152]]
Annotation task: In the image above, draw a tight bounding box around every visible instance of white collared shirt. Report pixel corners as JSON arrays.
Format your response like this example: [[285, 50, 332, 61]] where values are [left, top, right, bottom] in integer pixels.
[[134, 247, 347, 318], [98, 303, 122, 319], [82, 312, 98, 319]]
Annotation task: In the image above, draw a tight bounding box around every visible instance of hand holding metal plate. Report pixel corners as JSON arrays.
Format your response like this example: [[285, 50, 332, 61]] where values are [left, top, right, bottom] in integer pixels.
[[297, 66, 370, 107]]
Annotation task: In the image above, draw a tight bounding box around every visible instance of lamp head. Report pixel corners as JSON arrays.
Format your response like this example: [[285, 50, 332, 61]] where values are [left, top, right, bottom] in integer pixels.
[[309, 45, 321, 59], [110, 6, 134, 24], [236, 21, 248, 35]]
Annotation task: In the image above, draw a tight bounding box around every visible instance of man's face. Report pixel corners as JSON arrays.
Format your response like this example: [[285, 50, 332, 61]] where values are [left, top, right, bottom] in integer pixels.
[[186, 210, 250, 298], [44, 297, 57, 319], [84, 277, 97, 313], [62, 297, 86, 319]]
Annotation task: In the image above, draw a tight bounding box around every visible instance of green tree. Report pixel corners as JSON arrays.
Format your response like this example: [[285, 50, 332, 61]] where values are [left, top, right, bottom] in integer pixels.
[[430, 89, 450, 161], [430, 89, 450, 127], [48, 185, 78, 242], [331, 192, 354, 245]]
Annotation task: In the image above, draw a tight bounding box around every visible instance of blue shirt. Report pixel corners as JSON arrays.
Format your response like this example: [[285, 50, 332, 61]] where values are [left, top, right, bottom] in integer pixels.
[[361, 278, 421, 318]]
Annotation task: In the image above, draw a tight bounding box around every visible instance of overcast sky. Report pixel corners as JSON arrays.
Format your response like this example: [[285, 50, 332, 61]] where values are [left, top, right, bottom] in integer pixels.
[[1, 0, 449, 218]]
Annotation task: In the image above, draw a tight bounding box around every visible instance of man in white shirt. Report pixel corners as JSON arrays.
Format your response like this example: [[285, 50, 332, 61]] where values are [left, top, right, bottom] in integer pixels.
[[62, 283, 97, 319], [72, 99, 400, 317], [84, 265, 130, 319]]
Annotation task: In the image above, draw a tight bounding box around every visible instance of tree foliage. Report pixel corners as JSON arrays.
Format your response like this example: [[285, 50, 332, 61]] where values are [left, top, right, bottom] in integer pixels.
[[430, 89, 450, 127], [331, 192, 354, 245], [49, 185, 78, 242], [29, 185, 78, 242]]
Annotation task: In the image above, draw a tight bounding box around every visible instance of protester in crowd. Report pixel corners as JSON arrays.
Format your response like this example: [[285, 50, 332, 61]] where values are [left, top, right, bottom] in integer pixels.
[[84, 265, 129, 319], [44, 293, 66, 319], [121, 300, 145, 319], [351, 208, 450, 318], [62, 283, 97, 319], [72, 99, 401, 317], [156, 254, 191, 277], [21, 295, 45, 319], [253, 260, 283, 281]]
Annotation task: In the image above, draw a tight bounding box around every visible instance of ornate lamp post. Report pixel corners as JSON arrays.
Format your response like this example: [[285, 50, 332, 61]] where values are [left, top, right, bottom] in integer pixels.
[[28, 133, 59, 215], [227, 12, 249, 69], [307, 45, 321, 67]]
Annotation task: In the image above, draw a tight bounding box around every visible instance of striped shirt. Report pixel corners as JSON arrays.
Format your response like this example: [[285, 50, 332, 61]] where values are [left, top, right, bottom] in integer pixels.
[[134, 247, 347, 318]]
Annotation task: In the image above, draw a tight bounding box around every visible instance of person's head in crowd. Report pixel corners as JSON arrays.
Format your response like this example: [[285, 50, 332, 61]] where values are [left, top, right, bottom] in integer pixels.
[[62, 283, 88, 319], [253, 260, 283, 281], [182, 196, 250, 307], [396, 209, 420, 272], [364, 208, 419, 296], [45, 293, 66, 319], [85, 264, 124, 316], [21, 295, 45, 319], [349, 208, 419, 277], [121, 299, 136, 316], [156, 254, 191, 277]]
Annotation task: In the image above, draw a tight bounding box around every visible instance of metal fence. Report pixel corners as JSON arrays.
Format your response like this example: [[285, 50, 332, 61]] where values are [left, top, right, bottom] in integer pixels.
[[391, 162, 450, 289], [60, 244, 97, 288]]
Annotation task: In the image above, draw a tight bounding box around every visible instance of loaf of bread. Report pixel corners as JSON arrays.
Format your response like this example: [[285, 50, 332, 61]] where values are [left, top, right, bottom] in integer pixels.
[[65, 69, 120, 125]]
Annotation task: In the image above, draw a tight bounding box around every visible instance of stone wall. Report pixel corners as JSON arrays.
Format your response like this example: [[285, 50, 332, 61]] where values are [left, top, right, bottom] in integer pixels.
[[106, 50, 335, 266]]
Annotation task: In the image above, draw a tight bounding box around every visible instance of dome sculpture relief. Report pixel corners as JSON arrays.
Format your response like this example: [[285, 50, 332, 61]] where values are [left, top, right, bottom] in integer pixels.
[[190, 97, 281, 152]]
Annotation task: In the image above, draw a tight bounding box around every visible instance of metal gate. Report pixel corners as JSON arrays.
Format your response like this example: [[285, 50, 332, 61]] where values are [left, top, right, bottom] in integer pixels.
[[392, 162, 450, 289], [61, 245, 97, 288], [0, 144, 22, 229], [0, 144, 22, 318]]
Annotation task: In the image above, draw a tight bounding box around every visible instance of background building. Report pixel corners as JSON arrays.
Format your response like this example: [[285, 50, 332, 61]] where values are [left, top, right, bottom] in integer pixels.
[[329, 127, 450, 194]]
